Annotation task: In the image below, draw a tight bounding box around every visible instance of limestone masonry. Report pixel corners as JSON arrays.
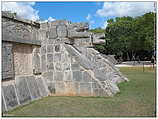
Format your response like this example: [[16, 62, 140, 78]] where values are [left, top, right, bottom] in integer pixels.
[[2, 11, 128, 112]]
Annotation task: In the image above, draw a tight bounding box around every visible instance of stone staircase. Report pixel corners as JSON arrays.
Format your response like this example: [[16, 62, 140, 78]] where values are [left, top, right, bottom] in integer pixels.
[[64, 44, 128, 96]]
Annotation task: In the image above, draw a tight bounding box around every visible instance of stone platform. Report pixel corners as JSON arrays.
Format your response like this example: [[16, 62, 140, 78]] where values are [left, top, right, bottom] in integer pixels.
[[2, 11, 128, 112]]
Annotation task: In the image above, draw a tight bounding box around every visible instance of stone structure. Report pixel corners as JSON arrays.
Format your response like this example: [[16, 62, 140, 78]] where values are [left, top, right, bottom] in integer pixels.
[[2, 11, 128, 112]]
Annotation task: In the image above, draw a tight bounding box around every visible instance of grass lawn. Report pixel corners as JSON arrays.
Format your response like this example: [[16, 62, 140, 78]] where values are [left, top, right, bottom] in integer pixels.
[[4, 67, 156, 117]]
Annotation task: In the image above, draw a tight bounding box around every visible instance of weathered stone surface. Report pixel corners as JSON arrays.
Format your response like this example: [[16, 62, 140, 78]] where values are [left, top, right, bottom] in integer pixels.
[[2, 14, 40, 45], [55, 38, 62, 44], [50, 20, 70, 26], [67, 22, 89, 32], [54, 72, 63, 81], [2, 84, 19, 109], [54, 44, 60, 52], [82, 71, 91, 82], [57, 25, 67, 38], [26, 76, 41, 99], [49, 26, 57, 39], [41, 45, 46, 54], [54, 62, 62, 71], [47, 54, 53, 62], [36, 77, 48, 97], [2, 12, 129, 113], [2, 93, 7, 112], [68, 31, 90, 38], [15, 76, 32, 104], [33, 48, 41, 75], [79, 83, 92, 96], [64, 45, 93, 70], [92, 82, 101, 89], [2, 42, 14, 79], [42, 72, 54, 82], [73, 71, 82, 81], [64, 71, 72, 81], [54, 53, 61, 62], [48, 39, 55, 44], [71, 63, 80, 70], [13, 44, 33, 75], [47, 62, 54, 70], [2, 11, 40, 28], [63, 62, 71, 70], [47, 82, 56, 94], [63, 81, 79, 96], [47, 45, 54, 53], [41, 55, 47, 72], [3, 35, 41, 46]]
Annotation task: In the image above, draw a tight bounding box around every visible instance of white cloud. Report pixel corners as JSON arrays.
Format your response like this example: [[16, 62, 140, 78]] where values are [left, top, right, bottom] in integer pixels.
[[48, 17, 56, 22], [86, 14, 91, 21], [86, 14, 95, 28], [96, 2, 155, 17], [2, 2, 39, 21], [42, 17, 56, 23]]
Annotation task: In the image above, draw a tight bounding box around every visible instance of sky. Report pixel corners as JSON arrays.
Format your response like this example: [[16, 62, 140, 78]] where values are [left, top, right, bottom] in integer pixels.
[[2, 1, 156, 29]]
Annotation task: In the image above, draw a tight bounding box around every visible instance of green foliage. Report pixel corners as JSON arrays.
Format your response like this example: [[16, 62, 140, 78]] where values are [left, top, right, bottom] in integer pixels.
[[95, 12, 156, 60], [89, 27, 105, 33]]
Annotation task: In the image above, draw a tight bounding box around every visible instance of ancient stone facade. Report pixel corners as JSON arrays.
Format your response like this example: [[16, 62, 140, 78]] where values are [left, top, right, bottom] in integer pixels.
[[2, 12, 128, 112]]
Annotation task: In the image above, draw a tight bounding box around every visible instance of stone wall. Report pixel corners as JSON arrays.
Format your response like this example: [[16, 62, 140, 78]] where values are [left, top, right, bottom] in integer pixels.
[[2, 12, 49, 112], [2, 11, 128, 113]]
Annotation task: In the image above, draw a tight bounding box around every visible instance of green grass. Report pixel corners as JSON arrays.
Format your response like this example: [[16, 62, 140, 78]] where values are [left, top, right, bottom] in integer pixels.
[[4, 67, 156, 117]]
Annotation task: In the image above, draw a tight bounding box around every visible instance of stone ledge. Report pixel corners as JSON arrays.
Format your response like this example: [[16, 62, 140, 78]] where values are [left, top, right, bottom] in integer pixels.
[[2, 11, 40, 28], [3, 34, 41, 46]]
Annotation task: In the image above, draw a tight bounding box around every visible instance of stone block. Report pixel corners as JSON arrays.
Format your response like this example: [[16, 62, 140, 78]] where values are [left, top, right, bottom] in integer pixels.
[[47, 62, 54, 70], [2, 84, 19, 110], [93, 88, 99, 96], [64, 81, 79, 96], [73, 71, 82, 81], [55, 82, 65, 94], [49, 26, 57, 39], [55, 38, 62, 44], [63, 62, 70, 70], [48, 39, 55, 44], [92, 82, 101, 89], [26, 76, 41, 99], [2, 94, 7, 112], [57, 25, 67, 38], [54, 72, 63, 81], [64, 44, 93, 70], [54, 44, 60, 52], [36, 77, 48, 97], [79, 83, 92, 96], [54, 62, 62, 71], [47, 45, 54, 53], [71, 63, 80, 70], [47, 82, 56, 94], [2, 42, 14, 79], [54, 53, 61, 62], [42, 72, 54, 81], [68, 31, 90, 38], [15, 76, 32, 104], [64, 71, 72, 81], [41, 55, 47, 72], [50, 20, 70, 26], [41, 45, 46, 54], [82, 71, 91, 82], [47, 54, 53, 62], [33, 49, 41, 75]]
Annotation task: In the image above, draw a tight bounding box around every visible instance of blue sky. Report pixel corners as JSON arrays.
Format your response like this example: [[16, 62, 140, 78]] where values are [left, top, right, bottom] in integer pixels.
[[2, 1, 155, 29], [33, 2, 106, 28]]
